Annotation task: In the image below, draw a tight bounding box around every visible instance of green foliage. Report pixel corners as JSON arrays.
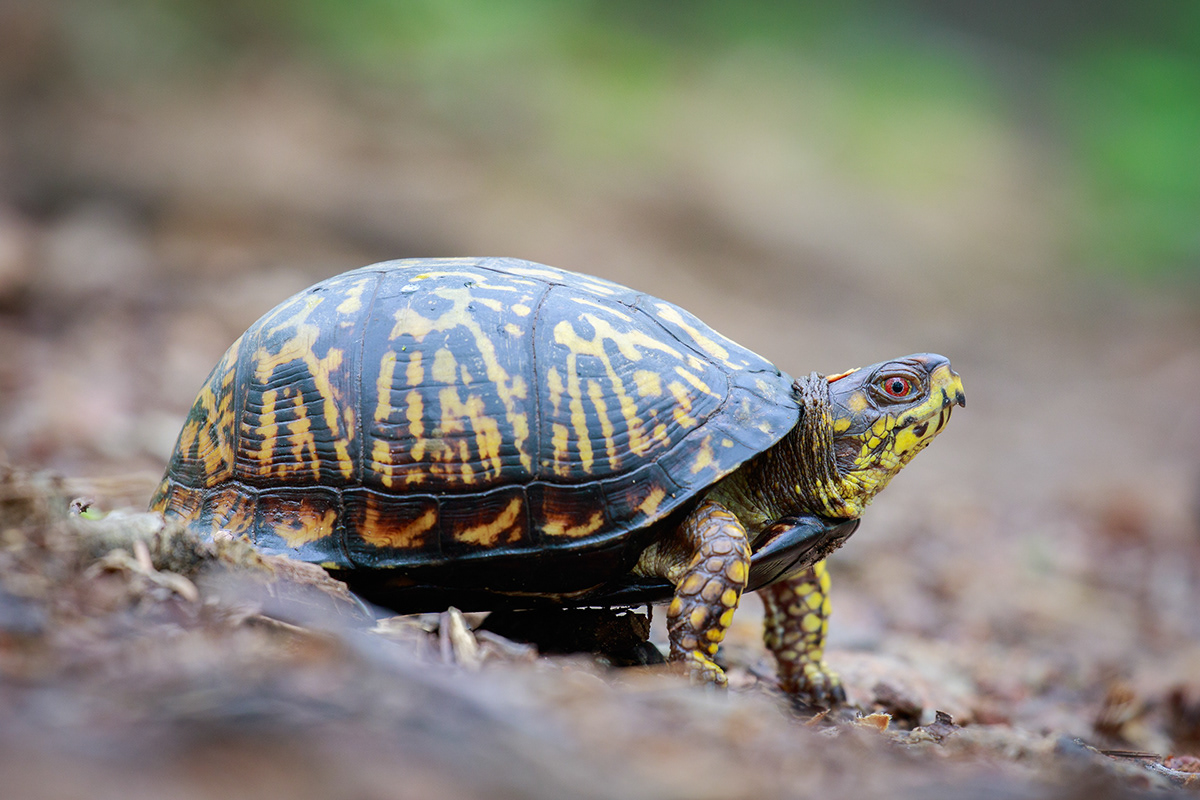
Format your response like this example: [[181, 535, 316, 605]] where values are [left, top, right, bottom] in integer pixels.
[[1059, 44, 1200, 277], [56, 0, 1200, 282]]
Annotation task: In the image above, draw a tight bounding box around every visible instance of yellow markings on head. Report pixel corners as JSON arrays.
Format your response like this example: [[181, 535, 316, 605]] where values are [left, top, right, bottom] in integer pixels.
[[690, 436, 715, 475], [674, 366, 717, 397], [721, 438, 734, 448], [375, 352, 397, 423], [846, 391, 869, 415], [638, 487, 666, 517], [542, 510, 605, 538], [455, 497, 523, 546], [511, 303, 532, 316], [475, 297, 503, 312], [504, 323, 522, 336], [653, 304, 734, 366], [336, 277, 373, 315], [633, 369, 662, 397], [432, 348, 458, 384], [587, 379, 619, 468], [832, 417, 852, 434], [359, 506, 437, 549]]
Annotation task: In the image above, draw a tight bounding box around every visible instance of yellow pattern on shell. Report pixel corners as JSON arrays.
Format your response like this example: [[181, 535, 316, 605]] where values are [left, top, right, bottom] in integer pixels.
[[455, 497, 523, 546], [542, 510, 605, 538]]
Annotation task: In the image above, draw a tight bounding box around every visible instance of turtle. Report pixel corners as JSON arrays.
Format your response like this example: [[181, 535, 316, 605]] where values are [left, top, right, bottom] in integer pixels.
[[151, 257, 964, 703]]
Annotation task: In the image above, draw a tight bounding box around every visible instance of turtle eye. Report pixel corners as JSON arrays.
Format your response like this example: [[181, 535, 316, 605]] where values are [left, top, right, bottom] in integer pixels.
[[879, 375, 914, 400]]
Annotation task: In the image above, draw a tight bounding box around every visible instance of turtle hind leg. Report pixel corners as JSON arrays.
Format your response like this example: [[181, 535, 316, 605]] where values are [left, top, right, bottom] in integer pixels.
[[761, 559, 845, 707], [635, 500, 751, 686]]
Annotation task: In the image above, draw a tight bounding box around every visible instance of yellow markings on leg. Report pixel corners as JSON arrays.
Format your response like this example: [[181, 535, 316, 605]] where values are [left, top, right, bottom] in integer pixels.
[[657, 501, 751, 688], [761, 559, 843, 705]]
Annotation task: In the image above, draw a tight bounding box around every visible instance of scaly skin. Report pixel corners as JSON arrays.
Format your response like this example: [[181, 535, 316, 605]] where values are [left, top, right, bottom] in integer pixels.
[[635, 500, 751, 686], [761, 559, 844, 706]]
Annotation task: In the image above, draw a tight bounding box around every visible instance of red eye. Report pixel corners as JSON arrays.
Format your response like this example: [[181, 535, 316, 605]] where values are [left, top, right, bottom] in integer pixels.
[[881, 376, 911, 398]]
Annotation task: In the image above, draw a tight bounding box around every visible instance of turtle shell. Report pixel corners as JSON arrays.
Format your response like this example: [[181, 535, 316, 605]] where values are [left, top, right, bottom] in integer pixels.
[[151, 257, 800, 604]]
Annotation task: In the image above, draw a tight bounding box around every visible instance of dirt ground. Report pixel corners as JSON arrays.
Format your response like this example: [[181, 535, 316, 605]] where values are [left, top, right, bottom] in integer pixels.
[[2, 21, 1200, 798]]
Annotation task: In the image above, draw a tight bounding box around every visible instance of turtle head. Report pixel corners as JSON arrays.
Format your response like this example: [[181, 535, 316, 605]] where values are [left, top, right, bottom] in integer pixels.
[[794, 353, 965, 518]]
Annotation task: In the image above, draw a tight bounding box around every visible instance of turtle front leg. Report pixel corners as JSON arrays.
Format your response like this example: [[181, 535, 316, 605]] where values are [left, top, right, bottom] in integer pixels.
[[761, 559, 845, 707], [634, 500, 750, 686]]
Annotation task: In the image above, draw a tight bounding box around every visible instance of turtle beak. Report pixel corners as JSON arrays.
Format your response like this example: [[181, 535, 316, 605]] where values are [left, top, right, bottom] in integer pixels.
[[911, 354, 965, 409]]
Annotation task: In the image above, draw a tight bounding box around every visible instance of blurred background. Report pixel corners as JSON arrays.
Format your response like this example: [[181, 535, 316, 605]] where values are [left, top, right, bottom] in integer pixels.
[[1, 0, 1199, 787]]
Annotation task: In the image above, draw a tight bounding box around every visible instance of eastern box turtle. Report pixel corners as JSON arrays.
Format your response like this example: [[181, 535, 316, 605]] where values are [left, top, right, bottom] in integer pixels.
[[151, 257, 964, 703]]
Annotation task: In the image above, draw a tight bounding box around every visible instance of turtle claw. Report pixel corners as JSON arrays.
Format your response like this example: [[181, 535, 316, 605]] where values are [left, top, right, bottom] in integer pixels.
[[783, 660, 845, 708], [686, 651, 728, 688]]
